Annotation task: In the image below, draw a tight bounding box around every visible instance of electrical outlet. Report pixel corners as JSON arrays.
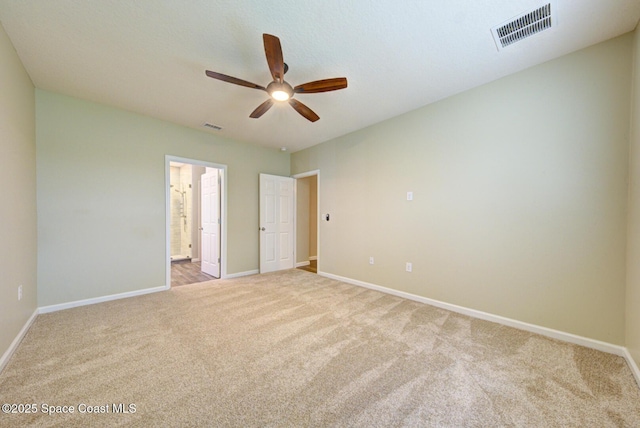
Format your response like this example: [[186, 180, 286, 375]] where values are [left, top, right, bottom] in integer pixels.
[[406, 262, 412, 272], [369, 257, 374, 265], [407, 191, 413, 201], [18, 285, 22, 301]]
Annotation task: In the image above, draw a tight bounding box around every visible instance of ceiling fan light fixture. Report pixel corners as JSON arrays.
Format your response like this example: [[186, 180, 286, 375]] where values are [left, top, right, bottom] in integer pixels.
[[271, 90, 290, 101], [267, 81, 293, 102]]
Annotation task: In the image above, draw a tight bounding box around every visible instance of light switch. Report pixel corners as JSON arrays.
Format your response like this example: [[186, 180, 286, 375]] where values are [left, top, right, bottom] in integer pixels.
[[407, 191, 413, 201]]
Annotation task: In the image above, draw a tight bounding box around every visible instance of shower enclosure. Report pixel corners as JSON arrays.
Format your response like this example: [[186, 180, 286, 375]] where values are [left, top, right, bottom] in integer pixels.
[[170, 162, 197, 261]]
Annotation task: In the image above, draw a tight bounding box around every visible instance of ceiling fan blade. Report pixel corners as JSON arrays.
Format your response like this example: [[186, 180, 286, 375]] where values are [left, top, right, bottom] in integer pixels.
[[263, 34, 285, 83], [250, 99, 274, 119], [205, 70, 266, 91], [289, 98, 320, 122], [294, 78, 348, 94]]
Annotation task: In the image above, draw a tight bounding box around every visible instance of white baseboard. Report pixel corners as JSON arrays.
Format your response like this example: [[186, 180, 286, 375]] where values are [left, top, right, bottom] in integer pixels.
[[318, 272, 629, 358], [0, 309, 38, 374], [296, 261, 310, 268], [38, 285, 168, 314], [224, 269, 259, 279], [309, 256, 318, 261], [623, 348, 640, 388], [4, 271, 639, 390]]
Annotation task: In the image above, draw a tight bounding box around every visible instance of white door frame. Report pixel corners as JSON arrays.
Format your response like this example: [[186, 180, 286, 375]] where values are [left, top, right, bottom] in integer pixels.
[[165, 155, 228, 288], [293, 170, 320, 273]]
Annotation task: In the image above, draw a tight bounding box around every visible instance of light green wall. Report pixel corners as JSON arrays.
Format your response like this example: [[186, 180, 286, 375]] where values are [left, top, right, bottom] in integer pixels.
[[627, 27, 640, 367], [36, 90, 289, 306], [292, 34, 633, 344], [0, 24, 37, 358]]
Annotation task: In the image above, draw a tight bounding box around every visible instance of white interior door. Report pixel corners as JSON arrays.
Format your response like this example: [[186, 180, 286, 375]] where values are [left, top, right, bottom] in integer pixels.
[[201, 168, 220, 278], [260, 173, 294, 273]]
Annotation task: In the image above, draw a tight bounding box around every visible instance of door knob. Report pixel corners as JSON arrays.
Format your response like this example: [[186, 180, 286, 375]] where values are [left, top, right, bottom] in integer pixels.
[[260, 227, 266, 231]]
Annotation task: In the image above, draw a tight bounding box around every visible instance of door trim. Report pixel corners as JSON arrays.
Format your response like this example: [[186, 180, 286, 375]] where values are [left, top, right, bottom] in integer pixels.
[[165, 155, 228, 287], [293, 170, 320, 273]]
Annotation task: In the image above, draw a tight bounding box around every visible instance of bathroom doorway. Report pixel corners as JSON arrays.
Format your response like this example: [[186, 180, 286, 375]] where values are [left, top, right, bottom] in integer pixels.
[[166, 156, 227, 287]]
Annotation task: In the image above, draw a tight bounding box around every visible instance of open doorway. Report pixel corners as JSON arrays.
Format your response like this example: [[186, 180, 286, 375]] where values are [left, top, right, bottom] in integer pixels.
[[294, 171, 319, 274], [166, 156, 227, 287]]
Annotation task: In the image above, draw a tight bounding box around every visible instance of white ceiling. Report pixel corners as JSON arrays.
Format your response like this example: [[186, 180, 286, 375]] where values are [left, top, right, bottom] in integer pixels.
[[1, 1, 639, 153]]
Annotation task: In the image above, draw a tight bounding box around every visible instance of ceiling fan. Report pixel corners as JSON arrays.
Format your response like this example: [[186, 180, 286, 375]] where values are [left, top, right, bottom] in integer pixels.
[[205, 34, 348, 122]]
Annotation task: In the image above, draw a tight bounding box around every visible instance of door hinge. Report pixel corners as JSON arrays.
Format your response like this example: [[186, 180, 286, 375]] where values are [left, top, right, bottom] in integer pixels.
[[218, 257, 221, 263]]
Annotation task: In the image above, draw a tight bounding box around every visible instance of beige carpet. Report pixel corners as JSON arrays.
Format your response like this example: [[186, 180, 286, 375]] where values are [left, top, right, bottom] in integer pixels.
[[1, 269, 639, 427]]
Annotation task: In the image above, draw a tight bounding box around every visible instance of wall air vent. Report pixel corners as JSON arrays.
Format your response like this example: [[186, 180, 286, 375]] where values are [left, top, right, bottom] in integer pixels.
[[491, 3, 554, 51], [203, 123, 223, 131]]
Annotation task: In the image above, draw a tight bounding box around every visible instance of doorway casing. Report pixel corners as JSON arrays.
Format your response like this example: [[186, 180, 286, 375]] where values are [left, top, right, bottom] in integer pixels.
[[293, 170, 320, 274], [165, 155, 228, 288]]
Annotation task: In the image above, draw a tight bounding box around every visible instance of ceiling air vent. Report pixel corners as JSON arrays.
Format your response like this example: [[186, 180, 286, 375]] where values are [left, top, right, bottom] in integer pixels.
[[491, 3, 554, 51], [203, 122, 223, 131]]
